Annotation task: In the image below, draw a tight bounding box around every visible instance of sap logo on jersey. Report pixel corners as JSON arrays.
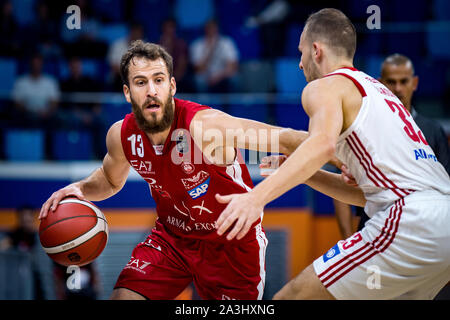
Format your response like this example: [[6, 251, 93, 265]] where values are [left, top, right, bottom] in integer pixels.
[[188, 177, 210, 199], [323, 243, 341, 263]]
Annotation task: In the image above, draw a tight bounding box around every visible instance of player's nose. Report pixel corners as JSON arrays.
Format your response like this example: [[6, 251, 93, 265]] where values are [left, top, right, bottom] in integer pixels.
[[147, 81, 158, 97]]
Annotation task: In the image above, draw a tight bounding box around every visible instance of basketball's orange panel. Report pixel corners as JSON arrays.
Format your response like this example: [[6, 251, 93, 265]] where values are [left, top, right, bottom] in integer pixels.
[[49, 231, 107, 266]]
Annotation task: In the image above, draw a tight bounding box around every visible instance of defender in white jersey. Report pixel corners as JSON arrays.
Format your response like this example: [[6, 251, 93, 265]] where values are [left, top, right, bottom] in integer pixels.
[[214, 8, 450, 299]]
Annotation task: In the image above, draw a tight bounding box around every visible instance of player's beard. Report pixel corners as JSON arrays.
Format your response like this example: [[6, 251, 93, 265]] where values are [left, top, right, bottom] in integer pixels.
[[304, 60, 321, 82], [131, 94, 175, 134]]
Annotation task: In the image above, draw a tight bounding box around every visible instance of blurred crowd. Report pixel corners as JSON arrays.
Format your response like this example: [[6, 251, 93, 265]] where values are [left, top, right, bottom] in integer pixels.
[[0, 0, 449, 161]]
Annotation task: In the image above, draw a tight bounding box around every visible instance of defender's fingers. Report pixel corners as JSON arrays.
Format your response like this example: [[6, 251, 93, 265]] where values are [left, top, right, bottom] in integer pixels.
[[226, 216, 245, 241], [217, 211, 238, 236], [236, 220, 253, 240], [215, 193, 233, 204]]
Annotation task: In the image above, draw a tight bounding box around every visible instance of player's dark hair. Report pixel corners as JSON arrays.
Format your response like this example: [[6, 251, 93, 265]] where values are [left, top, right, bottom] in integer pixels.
[[120, 40, 174, 86], [304, 8, 357, 60]]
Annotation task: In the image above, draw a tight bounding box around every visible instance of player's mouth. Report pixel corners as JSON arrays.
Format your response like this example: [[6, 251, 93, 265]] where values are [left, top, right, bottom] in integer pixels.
[[145, 101, 161, 111]]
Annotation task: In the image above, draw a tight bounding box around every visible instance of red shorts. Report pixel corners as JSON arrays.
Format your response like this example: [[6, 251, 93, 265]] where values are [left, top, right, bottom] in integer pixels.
[[114, 225, 268, 300]]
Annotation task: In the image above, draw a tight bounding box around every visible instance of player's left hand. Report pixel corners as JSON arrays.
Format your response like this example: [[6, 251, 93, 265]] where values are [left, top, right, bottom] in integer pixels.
[[215, 192, 264, 241]]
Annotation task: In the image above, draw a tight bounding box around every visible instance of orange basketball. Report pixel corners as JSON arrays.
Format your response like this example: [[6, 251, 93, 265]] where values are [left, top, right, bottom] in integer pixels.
[[39, 197, 108, 266]]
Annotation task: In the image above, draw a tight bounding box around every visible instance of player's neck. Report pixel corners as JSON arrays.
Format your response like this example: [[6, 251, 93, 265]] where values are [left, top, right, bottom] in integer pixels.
[[323, 58, 354, 75], [146, 127, 172, 146]]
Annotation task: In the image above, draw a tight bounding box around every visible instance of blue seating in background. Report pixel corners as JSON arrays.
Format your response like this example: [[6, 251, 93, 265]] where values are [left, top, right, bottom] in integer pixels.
[[12, 0, 35, 26], [98, 24, 129, 45], [174, 0, 214, 30], [58, 59, 105, 81], [414, 59, 446, 98], [386, 32, 425, 60], [0, 59, 17, 95], [228, 27, 261, 61], [102, 103, 130, 128], [356, 31, 386, 56], [52, 130, 93, 161], [426, 22, 450, 60], [284, 24, 302, 58], [275, 104, 309, 131], [215, 0, 250, 35], [228, 104, 269, 123], [239, 60, 274, 93], [91, 0, 124, 22], [389, 0, 429, 22], [274, 58, 307, 93], [433, 0, 450, 20], [5, 129, 44, 161], [132, 0, 170, 42], [345, 0, 389, 20], [364, 55, 385, 79]]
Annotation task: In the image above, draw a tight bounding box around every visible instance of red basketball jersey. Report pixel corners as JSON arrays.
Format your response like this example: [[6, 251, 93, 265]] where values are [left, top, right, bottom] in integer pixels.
[[121, 98, 260, 243]]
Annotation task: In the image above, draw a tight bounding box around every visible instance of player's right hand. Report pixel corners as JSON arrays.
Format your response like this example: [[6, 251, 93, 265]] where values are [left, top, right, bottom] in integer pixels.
[[259, 155, 288, 177], [39, 183, 86, 220]]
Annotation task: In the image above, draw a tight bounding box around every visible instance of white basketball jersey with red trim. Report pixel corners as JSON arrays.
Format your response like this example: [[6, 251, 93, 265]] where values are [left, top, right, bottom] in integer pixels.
[[327, 67, 450, 209]]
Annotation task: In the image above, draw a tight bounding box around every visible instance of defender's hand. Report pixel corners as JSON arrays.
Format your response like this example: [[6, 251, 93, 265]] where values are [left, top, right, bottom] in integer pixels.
[[259, 155, 288, 177], [215, 192, 264, 241], [340, 164, 358, 187]]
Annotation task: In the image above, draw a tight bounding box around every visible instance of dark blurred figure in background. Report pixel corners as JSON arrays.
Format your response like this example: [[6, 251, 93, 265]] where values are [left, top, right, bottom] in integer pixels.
[[31, 2, 62, 61], [60, 56, 104, 159], [60, 0, 106, 58], [0, 0, 20, 57], [11, 53, 60, 159], [159, 18, 191, 92], [190, 19, 239, 93], [245, 0, 290, 59], [0, 205, 44, 299], [107, 22, 145, 92], [53, 262, 101, 300]]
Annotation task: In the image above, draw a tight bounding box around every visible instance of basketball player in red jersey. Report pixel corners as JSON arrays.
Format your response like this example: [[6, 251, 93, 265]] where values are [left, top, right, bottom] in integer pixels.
[[216, 9, 450, 299], [39, 40, 310, 300]]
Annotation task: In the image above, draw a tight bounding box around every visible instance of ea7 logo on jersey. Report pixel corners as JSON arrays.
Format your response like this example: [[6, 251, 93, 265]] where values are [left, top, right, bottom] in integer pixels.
[[188, 177, 210, 199]]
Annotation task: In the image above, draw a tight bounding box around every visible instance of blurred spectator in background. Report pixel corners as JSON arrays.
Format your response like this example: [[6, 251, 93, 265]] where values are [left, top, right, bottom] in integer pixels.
[[159, 18, 191, 92], [53, 262, 101, 300], [11, 53, 60, 159], [31, 2, 62, 60], [245, 0, 290, 59], [60, 56, 104, 159], [190, 19, 239, 93], [0, 0, 20, 56], [60, 0, 106, 58], [12, 53, 60, 124], [0, 205, 44, 299], [107, 22, 145, 92]]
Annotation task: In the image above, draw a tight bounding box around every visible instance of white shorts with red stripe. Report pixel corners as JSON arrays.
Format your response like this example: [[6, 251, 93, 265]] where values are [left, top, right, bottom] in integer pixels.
[[313, 190, 450, 300]]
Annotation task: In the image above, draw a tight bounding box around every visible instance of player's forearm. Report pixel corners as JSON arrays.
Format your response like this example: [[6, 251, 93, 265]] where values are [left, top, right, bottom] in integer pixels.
[[278, 128, 309, 155], [77, 167, 123, 201], [252, 134, 336, 206], [305, 170, 366, 207], [234, 120, 307, 155]]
